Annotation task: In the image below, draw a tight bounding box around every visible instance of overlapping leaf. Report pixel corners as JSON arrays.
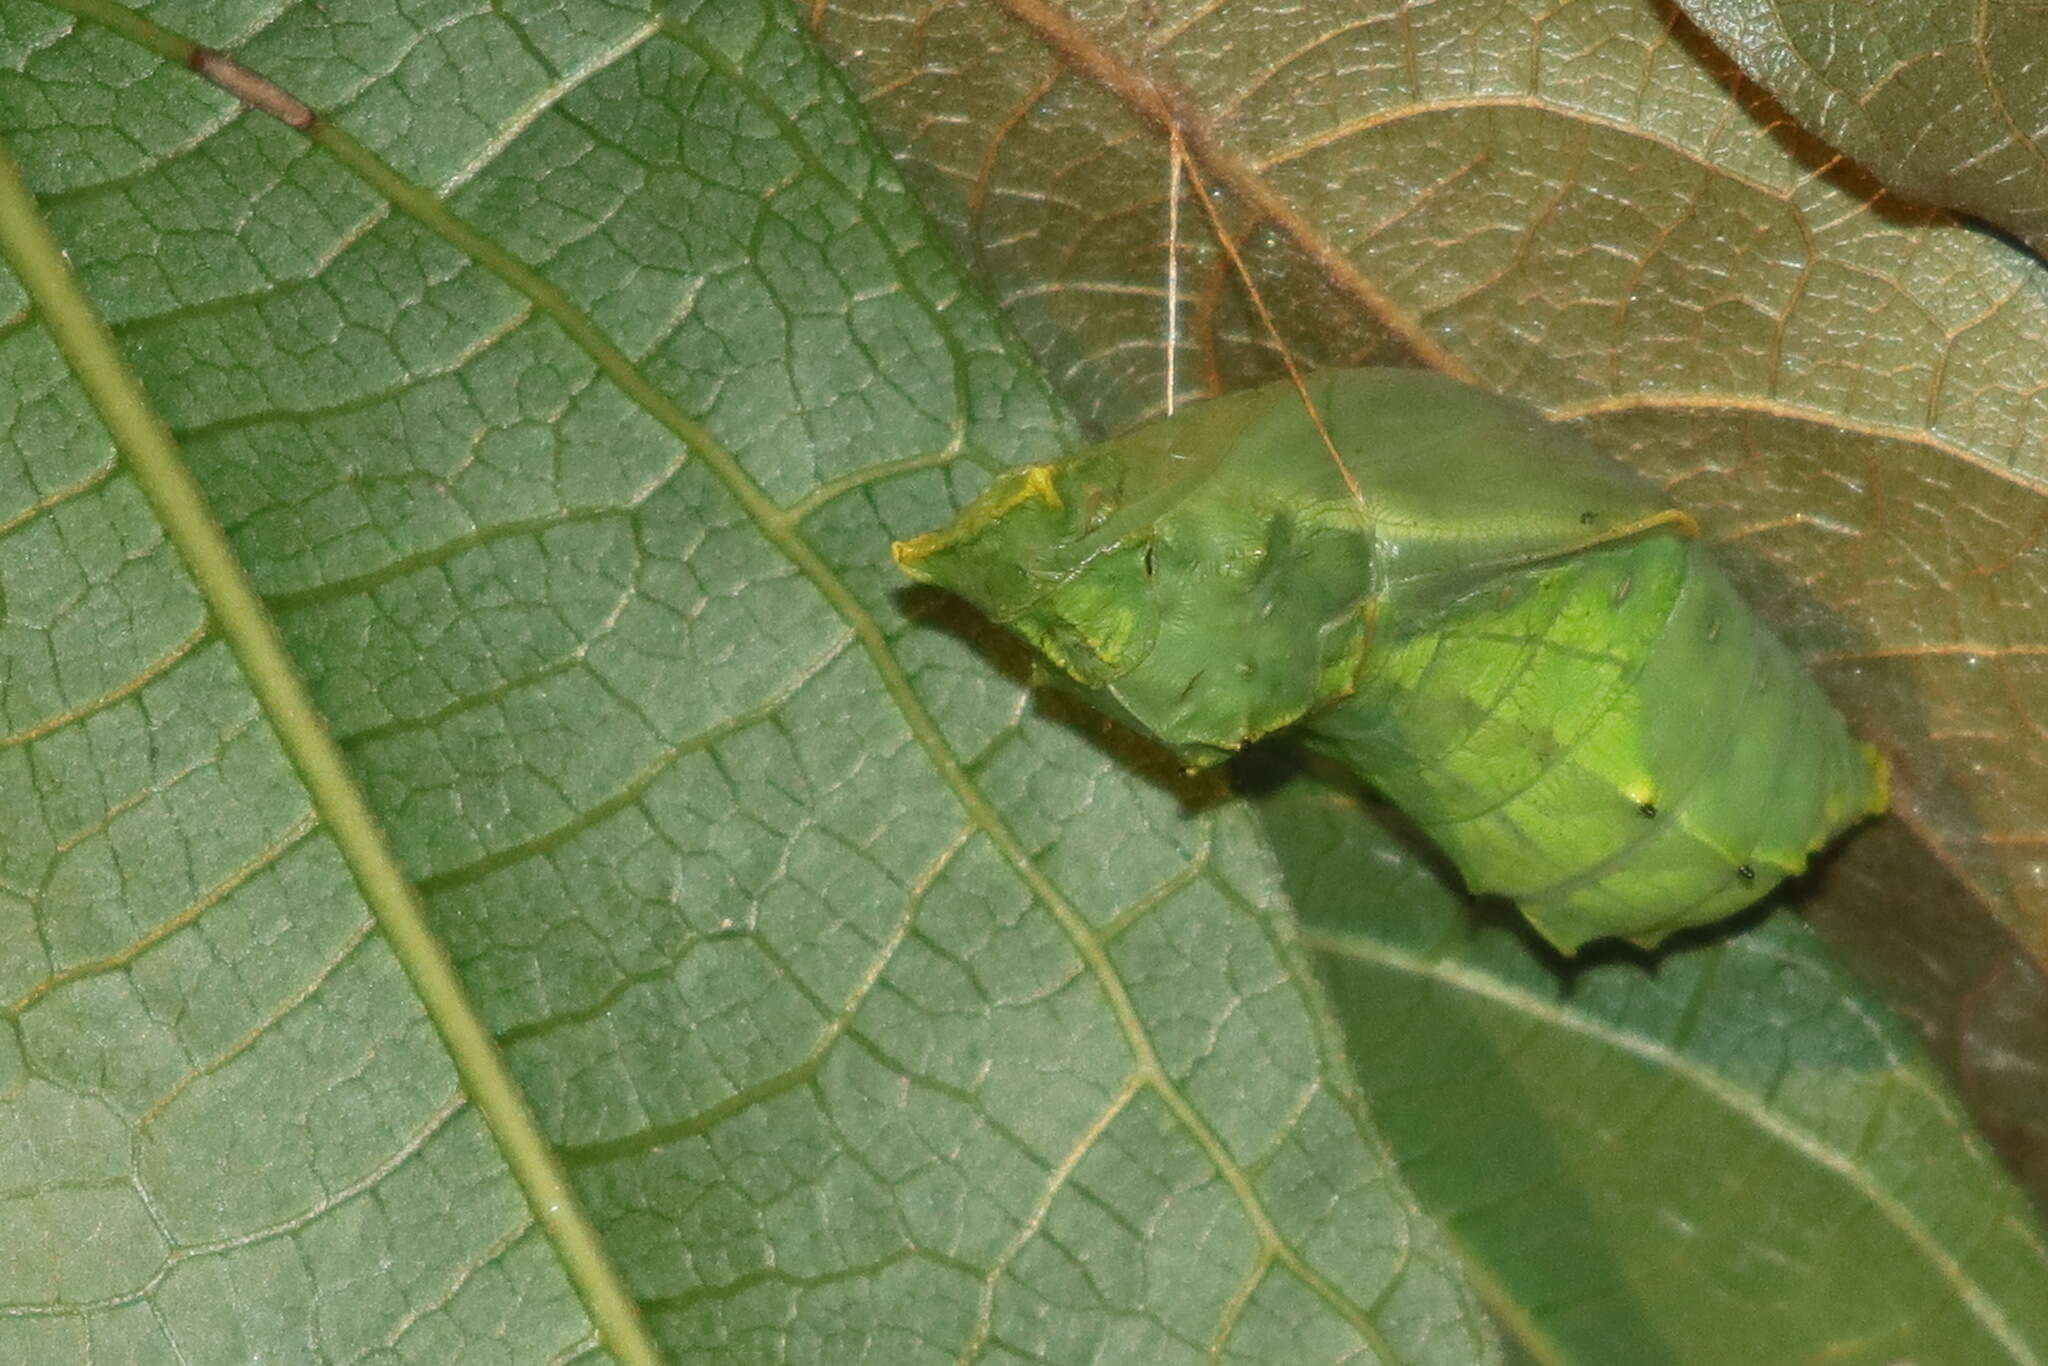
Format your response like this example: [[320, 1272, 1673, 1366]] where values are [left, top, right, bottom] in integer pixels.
[[1675, 0, 2048, 254], [1262, 766, 2048, 1362]]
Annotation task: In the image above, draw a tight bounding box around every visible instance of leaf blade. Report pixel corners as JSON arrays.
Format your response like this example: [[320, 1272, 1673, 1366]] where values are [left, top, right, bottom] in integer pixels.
[[4, 0, 1495, 1358]]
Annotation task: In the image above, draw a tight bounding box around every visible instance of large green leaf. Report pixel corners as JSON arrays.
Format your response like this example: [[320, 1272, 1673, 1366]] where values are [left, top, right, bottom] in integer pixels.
[[2, 0, 2045, 1362], [2, 1, 1485, 1361]]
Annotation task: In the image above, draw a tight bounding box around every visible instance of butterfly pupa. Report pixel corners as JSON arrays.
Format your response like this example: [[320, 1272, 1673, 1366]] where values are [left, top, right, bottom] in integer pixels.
[[892, 148, 1884, 954]]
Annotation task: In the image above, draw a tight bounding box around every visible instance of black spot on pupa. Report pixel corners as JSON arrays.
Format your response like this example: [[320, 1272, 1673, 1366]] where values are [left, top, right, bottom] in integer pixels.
[[1735, 863, 1757, 882], [1637, 802, 1658, 819], [1141, 543, 1157, 579], [1579, 510, 1597, 526]]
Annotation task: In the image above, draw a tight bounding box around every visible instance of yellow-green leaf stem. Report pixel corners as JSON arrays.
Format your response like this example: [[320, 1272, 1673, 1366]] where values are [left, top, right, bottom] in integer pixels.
[[0, 135, 664, 1366]]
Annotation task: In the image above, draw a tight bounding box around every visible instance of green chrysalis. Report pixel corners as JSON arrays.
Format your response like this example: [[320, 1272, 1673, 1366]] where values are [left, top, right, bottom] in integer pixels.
[[894, 368, 1887, 953]]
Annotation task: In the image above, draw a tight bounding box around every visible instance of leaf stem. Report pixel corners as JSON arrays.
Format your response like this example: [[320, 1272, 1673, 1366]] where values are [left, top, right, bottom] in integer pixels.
[[0, 133, 664, 1366]]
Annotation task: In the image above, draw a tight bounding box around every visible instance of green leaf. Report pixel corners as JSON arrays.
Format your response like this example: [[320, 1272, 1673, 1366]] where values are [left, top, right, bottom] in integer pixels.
[[3, 0, 1488, 1360], [6, 0, 2047, 1362], [1260, 763, 2048, 1362]]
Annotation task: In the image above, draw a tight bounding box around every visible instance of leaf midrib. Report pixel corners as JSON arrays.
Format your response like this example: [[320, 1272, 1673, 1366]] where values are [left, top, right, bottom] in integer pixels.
[[7, 4, 666, 1361]]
